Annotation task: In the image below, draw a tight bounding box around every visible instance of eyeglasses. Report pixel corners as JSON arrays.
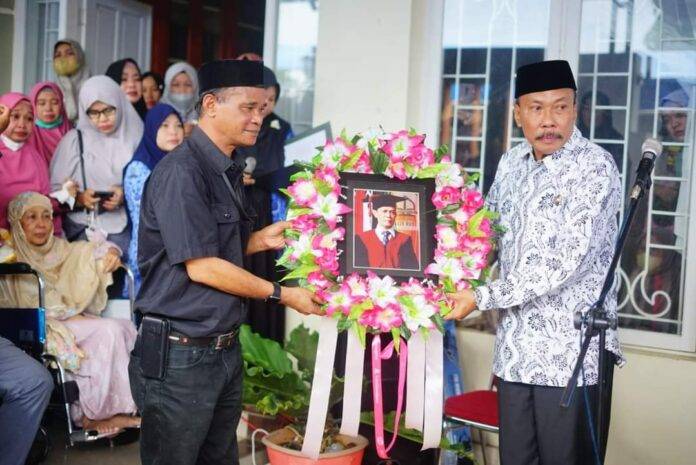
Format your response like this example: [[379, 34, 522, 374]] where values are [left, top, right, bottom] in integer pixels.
[[86, 106, 116, 120]]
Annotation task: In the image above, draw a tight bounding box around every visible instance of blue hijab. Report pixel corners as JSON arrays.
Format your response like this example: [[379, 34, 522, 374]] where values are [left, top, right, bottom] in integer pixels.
[[129, 103, 181, 171]]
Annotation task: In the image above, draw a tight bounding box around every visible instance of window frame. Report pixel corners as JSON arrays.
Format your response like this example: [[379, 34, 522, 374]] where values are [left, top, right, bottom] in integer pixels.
[[430, 0, 696, 352]]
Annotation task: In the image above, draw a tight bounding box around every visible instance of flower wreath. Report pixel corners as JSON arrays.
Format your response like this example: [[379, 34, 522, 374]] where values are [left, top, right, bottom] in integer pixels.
[[278, 128, 497, 346]]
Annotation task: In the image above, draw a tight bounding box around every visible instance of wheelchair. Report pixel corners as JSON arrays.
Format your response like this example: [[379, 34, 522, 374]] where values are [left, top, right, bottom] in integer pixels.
[[0, 262, 137, 455]]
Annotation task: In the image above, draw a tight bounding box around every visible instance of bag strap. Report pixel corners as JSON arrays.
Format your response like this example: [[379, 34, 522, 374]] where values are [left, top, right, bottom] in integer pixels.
[[77, 129, 87, 190]]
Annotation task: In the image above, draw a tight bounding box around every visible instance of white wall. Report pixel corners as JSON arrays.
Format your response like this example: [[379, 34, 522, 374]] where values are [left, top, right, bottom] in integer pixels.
[[312, 0, 414, 133], [299, 2, 696, 464]]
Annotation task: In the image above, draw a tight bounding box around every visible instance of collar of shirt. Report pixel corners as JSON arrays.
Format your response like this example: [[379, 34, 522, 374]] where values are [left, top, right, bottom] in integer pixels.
[[189, 126, 245, 176], [518, 126, 583, 175], [374, 225, 395, 241]]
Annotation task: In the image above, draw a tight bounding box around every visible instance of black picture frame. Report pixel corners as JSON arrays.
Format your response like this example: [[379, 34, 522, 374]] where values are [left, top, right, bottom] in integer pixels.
[[340, 172, 436, 281]]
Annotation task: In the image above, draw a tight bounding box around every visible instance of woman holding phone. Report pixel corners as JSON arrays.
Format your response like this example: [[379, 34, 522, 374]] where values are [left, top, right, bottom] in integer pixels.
[[50, 76, 143, 255]]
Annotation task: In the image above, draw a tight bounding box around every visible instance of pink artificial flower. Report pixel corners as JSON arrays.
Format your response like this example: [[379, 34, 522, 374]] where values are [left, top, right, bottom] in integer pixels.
[[288, 179, 318, 207], [314, 246, 340, 275], [460, 189, 484, 212], [405, 146, 435, 168], [323, 138, 357, 168], [431, 186, 461, 209], [291, 215, 318, 234], [310, 193, 352, 228], [344, 273, 368, 298], [354, 151, 373, 174], [324, 286, 357, 316], [435, 224, 460, 251], [460, 235, 493, 255], [425, 252, 466, 282], [315, 166, 341, 194], [366, 272, 400, 307], [359, 304, 403, 332], [435, 163, 465, 189], [447, 206, 472, 226], [381, 130, 426, 162], [386, 161, 408, 180], [400, 278, 426, 296], [307, 271, 331, 290]]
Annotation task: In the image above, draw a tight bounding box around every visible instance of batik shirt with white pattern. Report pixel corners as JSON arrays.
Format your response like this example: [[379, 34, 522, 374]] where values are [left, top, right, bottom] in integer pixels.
[[474, 127, 625, 387]]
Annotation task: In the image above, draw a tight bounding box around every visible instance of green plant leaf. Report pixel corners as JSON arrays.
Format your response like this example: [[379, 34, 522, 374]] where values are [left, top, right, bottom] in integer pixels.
[[286, 325, 319, 376], [240, 325, 294, 375], [369, 151, 390, 174], [281, 264, 320, 281], [414, 164, 447, 179]]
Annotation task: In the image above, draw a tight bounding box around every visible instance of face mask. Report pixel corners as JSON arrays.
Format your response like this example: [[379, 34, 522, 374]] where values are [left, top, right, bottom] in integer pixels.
[[169, 92, 195, 109], [53, 56, 80, 77]]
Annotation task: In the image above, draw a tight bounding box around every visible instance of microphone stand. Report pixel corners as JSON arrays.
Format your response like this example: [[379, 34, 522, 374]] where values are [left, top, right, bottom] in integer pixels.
[[560, 174, 652, 460]]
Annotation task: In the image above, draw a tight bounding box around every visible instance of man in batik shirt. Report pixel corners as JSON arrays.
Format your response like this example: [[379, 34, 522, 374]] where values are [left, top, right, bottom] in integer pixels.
[[448, 60, 624, 465]]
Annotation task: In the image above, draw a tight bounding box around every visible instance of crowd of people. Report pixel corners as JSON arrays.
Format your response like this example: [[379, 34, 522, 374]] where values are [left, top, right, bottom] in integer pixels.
[[0, 38, 292, 463]]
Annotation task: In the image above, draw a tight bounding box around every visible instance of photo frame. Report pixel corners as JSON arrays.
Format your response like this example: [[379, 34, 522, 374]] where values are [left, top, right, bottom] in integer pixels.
[[340, 172, 436, 281]]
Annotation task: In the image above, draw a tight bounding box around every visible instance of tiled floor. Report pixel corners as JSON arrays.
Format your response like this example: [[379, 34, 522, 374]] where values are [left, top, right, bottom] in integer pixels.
[[38, 417, 268, 465]]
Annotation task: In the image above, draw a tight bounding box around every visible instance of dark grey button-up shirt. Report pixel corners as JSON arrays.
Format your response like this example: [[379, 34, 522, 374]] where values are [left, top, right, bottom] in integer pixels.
[[135, 126, 255, 337]]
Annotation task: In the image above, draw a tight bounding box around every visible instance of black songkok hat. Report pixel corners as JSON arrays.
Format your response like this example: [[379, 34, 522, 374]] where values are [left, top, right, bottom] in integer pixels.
[[514, 60, 577, 99], [198, 59, 265, 95], [370, 193, 404, 210]]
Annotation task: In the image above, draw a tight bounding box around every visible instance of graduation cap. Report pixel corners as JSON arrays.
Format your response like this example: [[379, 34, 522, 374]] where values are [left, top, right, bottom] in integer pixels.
[[198, 59, 265, 95], [515, 60, 577, 99], [370, 193, 405, 210]]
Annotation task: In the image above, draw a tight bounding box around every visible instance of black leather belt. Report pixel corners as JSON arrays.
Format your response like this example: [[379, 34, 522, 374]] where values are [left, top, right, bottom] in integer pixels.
[[168, 328, 239, 350]]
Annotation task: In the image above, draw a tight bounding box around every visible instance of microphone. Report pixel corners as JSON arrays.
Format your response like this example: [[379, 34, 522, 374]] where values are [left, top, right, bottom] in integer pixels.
[[630, 138, 662, 200], [244, 157, 257, 175]]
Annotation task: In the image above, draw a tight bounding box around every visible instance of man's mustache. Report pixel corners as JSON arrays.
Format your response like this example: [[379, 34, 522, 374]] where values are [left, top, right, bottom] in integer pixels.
[[535, 131, 563, 140]]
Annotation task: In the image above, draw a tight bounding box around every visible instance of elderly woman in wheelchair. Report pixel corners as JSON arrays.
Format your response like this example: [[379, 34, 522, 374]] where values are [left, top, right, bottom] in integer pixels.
[[0, 191, 140, 436]]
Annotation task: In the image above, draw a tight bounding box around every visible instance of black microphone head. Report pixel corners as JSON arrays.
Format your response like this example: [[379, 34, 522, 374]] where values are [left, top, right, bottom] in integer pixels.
[[641, 138, 662, 161]]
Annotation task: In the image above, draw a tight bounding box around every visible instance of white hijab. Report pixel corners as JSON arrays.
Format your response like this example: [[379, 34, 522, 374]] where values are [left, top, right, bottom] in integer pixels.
[[54, 39, 91, 122], [160, 61, 200, 123], [50, 76, 144, 233]]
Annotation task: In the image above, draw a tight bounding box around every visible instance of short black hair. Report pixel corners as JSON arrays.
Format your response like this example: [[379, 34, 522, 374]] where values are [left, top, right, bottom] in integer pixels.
[[195, 88, 237, 115]]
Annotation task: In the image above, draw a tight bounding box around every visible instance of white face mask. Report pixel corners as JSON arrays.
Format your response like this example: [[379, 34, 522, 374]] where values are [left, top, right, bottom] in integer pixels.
[[169, 92, 195, 110]]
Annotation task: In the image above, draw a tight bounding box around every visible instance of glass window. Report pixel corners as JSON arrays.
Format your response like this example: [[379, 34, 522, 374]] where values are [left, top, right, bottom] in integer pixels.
[[23, 0, 60, 92], [440, 0, 551, 194], [578, 0, 696, 342], [273, 0, 319, 134]]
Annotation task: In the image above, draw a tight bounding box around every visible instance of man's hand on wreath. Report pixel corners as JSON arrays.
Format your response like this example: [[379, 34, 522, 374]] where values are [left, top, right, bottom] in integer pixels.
[[281, 286, 325, 316], [444, 288, 478, 320], [247, 221, 290, 255]]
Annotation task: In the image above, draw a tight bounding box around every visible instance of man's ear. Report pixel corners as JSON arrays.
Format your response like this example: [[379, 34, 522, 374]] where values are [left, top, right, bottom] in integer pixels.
[[513, 102, 522, 128], [200, 93, 218, 118]]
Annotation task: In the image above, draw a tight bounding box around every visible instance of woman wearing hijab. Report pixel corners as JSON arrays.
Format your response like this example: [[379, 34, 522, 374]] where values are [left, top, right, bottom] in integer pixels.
[[141, 71, 164, 109], [53, 39, 90, 123], [105, 58, 148, 121], [123, 103, 184, 293], [160, 61, 199, 136], [0, 191, 139, 435], [236, 66, 294, 342], [0, 92, 72, 235], [29, 81, 72, 163], [50, 75, 143, 254]]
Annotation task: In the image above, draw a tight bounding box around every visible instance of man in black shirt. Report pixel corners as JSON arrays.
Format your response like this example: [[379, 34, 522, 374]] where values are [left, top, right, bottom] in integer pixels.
[[128, 59, 323, 465]]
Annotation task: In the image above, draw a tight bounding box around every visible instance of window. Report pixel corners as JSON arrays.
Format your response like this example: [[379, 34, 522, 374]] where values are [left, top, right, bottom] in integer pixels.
[[439, 0, 696, 351], [266, 0, 319, 135], [23, 0, 60, 92]]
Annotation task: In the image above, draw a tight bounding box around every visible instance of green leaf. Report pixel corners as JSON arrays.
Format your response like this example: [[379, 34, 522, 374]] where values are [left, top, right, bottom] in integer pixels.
[[285, 325, 319, 376], [467, 209, 488, 238], [440, 202, 462, 215], [435, 145, 449, 163], [240, 325, 294, 375], [391, 328, 401, 352], [369, 151, 390, 174], [339, 149, 366, 171], [281, 264, 320, 281], [350, 134, 361, 145], [431, 312, 446, 333], [289, 170, 314, 182], [466, 171, 481, 183], [355, 323, 367, 348], [276, 247, 294, 267], [414, 164, 446, 179]]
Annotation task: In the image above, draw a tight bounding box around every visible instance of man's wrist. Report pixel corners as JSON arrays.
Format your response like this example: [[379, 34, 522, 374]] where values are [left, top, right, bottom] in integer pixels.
[[265, 281, 282, 302]]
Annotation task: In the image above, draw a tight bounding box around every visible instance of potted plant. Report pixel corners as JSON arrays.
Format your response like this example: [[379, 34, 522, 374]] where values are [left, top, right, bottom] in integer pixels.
[[240, 324, 369, 464]]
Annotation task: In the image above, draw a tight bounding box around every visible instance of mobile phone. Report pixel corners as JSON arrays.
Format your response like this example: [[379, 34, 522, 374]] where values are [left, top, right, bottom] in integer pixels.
[[93, 190, 114, 200], [140, 316, 170, 380]]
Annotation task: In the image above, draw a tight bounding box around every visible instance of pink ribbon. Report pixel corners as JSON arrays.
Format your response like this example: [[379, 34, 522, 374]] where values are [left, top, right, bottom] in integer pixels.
[[371, 335, 408, 459]]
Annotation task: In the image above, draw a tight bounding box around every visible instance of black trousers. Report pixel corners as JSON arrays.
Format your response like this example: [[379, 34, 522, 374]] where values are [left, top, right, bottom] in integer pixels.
[[129, 338, 244, 465], [498, 361, 614, 465]]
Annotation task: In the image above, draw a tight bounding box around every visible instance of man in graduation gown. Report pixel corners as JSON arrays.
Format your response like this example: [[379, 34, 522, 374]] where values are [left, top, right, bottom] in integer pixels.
[[355, 193, 418, 270]]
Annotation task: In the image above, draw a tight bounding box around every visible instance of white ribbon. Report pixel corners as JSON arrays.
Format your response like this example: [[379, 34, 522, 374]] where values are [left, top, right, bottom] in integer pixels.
[[301, 317, 339, 459], [339, 328, 365, 437], [421, 329, 443, 450], [405, 330, 426, 431]]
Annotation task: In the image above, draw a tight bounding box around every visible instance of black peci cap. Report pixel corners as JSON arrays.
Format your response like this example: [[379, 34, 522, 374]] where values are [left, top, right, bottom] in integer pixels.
[[514, 60, 577, 99], [198, 59, 265, 95]]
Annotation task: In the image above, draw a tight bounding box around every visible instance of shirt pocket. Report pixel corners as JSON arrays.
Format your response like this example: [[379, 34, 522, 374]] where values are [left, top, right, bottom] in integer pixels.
[[212, 203, 244, 262]]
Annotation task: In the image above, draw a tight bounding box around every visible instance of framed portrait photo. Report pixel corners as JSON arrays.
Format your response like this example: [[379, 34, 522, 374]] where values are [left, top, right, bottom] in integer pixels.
[[340, 172, 436, 281]]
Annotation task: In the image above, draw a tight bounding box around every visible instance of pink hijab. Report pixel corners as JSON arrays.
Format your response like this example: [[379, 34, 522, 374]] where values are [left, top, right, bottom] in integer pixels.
[[29, 82, 72, 163], [0, 92, 62, 235]]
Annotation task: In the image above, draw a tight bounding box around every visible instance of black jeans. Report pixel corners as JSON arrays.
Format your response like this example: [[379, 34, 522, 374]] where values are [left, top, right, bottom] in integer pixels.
[[129, 337, 243, 465]]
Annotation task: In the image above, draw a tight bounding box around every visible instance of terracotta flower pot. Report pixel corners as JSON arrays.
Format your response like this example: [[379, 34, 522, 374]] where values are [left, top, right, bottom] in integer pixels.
[[262, 428, 369, 465]]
